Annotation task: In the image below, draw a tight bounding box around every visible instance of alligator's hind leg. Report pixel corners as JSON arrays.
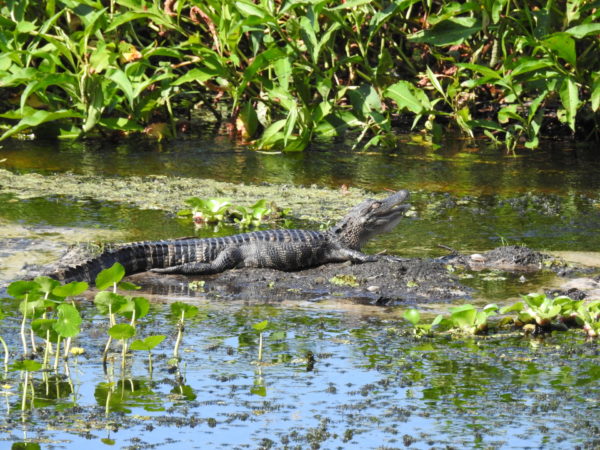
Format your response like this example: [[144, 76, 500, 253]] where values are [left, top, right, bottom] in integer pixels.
[[151, 247, 241, 275]]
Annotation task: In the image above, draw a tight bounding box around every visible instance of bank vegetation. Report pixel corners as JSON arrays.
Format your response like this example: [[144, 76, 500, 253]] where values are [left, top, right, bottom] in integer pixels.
[[1, 0, 598, 151]]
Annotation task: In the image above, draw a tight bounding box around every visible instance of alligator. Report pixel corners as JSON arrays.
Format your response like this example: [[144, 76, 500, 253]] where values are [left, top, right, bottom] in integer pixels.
[[49, 190, 410, 284]]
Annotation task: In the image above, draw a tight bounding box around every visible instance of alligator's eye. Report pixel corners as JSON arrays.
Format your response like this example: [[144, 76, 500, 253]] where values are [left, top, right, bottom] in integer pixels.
[[370, 202, 381, 210]]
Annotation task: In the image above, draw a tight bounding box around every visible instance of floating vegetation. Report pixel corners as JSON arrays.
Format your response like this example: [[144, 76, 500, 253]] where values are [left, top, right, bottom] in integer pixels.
[[178, 197, 291, 229], [404, 293, 600, 338]]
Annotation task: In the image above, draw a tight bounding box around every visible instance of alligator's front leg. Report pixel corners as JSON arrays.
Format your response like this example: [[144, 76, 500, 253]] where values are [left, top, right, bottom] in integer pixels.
[[329, 248, 406, 264], [327, 248, 379, 264], [151, 247, 242, 275]]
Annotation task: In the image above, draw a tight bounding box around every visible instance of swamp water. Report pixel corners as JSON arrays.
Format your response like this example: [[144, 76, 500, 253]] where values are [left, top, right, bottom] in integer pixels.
[[0, 137, 600, 449]]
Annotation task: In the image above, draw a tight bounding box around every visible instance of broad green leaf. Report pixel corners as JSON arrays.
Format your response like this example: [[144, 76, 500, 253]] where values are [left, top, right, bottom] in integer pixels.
[[328, 0, 373, 10], [367, 2, 403, 43], [237, 47, 286, 102], [52, 281, 89, 298], [510, 58, 555, 77], [83, 76, 105, 133], [559, 76, 580, 132], [467, 119, 504, 131], [95, 262, 126, 290], [250, 385, 267, 396], [239, 101, 259, 138], [108, 323, 136, 340], [173, 68, 216, 86], [483, 303, 499, 314], [117, 281, 141, 291], [19, 298, 45, 317], [498, 105, 523, 124], [0, 109, 82, 141], [542, 33, 576, 66], [54, 303, 82, 338], [236, 1, 270, 19], [312, 101, 333, 124], [252, 320, 269, 332], [522, 293, 546, 308], [564, 23, 600, 39], [106, 11, 173, 31], [456, 62, 502, 80], [94, 291, 128, 315], [348, 85, 382, 120], [130, 335, 166, 351], [384, 81, 430, 114], [407, 18, 482, 46], [403, 309, 421, 326], [118, 296, 150, 320], [273, 57, 292, 91], [7, 281, 40, 298], [538, 305, 561, 320], [10, 360, 42, 372], [300, 16, 318, 63], [170, 302, 199, 319], [16, 21, 37, 34], [31, 318, 59, 342], [449, 304, 477, 329], [591, 77, 600, 112], [282, 106, 298, 146], [256, 119, 287, 149], [34, 276, 61, 296], [426, 66, 445, 97], [98, 117, 144, 131], [491, 0, 508, 23], [90, 40, 115, 73], [20, 73, 78, 112], [107, 69, 135, 110]]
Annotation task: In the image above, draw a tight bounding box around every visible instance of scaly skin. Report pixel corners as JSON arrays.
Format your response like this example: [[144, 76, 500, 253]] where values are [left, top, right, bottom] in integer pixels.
[[50, 190, 410, 284]]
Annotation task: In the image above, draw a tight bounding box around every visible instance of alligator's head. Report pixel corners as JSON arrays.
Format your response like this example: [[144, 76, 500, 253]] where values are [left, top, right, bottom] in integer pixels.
[[329, 190, 410, 250]]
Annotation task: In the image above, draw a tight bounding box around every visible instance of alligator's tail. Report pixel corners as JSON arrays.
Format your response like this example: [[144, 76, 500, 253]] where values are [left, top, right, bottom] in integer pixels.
[[48, 240, 197, 285]]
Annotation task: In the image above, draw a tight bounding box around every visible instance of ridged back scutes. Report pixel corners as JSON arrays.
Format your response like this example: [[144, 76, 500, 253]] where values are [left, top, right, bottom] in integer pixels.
[[52, 230, 330, 283]]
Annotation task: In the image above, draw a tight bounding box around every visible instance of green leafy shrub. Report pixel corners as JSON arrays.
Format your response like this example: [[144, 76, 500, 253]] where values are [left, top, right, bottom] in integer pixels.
[[1, 1, 596, 149]]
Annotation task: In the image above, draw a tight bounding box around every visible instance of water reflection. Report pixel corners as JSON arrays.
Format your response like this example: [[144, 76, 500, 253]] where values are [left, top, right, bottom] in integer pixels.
[[0, 300, 598, 448], [2, 136, 600, 195]]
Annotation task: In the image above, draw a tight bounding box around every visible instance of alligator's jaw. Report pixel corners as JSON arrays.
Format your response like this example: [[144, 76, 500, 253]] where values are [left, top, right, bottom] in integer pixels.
[[329, 189, 410, 250]]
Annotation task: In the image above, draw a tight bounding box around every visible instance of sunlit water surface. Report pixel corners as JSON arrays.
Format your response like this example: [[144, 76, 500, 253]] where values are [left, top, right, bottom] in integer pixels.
[[1, 136, 599, 448]]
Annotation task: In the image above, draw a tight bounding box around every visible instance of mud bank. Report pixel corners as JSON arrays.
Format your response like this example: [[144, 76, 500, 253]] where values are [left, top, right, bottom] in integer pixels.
[[29, 244, 589, 306]]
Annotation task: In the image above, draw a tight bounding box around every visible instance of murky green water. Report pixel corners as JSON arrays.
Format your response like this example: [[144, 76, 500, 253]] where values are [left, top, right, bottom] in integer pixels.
[[1, 136, 600, 448], [3, 137, 600, 195]]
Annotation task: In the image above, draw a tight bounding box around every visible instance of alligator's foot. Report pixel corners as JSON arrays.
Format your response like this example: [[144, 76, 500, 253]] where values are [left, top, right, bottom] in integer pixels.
[[377, 254, 410, 263]]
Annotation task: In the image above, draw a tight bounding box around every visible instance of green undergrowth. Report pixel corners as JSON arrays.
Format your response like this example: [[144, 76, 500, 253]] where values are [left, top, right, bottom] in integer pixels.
[[404, 292, 600, 338], [1, 0, 598, 150], [177, 196, 291, 229]]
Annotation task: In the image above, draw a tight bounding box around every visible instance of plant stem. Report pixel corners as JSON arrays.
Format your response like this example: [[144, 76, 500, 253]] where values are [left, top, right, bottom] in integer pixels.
[[20, 307, 28, 356], [102, 336, 112, 371], [54, 336, 61, 371], [21, 371, 28, 411], [29, 328, 37, 355], [43, 331, 51, 370], [0, 337, 8, 374], [258, 332, 263, 362], [173, 312, 185, 360], [120, 340, 127, 371], [64, 337, 72, 360]]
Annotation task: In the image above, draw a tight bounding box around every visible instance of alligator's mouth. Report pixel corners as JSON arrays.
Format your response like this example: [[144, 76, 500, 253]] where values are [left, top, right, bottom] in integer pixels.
[[367, 190, 410, 232]]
